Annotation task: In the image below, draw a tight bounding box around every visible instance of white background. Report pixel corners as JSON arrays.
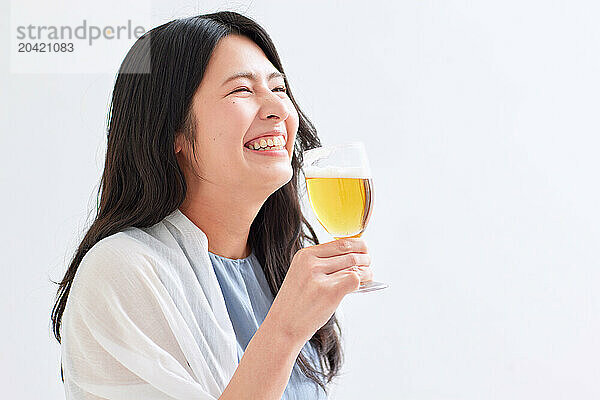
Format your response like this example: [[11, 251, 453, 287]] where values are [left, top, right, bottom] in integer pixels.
[[1, 0, 599, 398]]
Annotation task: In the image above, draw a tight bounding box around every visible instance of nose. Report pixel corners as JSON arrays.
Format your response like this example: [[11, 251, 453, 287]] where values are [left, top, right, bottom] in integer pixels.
[[259, 90, 290, 121]]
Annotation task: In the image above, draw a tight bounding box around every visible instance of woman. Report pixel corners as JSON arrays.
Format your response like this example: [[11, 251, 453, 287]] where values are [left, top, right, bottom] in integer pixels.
[[51, 11, 372, 400]]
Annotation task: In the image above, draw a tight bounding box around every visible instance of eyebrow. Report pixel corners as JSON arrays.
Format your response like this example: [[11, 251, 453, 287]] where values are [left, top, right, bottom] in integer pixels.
[[221, 71, 286, 87]]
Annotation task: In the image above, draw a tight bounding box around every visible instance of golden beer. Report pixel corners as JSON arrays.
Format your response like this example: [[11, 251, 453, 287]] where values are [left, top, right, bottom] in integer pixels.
[[305, 177, 374, 239]]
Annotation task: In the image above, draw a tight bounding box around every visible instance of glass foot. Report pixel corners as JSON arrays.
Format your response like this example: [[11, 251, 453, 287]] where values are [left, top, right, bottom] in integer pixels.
[[351, 280, 388, 294]]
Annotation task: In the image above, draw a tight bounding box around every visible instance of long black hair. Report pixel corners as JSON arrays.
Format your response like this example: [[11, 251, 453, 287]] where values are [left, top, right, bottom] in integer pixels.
[[51, 11, 344, 393]]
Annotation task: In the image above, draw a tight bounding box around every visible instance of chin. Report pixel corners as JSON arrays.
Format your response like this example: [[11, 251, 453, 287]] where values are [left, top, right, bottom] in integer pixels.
[[261, 167, 294, 194]]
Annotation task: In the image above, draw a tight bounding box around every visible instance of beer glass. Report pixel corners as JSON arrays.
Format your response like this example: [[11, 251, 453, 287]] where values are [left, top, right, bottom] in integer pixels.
[[302, 142, 388, 293]]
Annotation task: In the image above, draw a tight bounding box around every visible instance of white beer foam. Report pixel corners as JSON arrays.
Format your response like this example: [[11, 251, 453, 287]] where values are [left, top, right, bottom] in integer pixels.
[[304, 165, 371, 179]]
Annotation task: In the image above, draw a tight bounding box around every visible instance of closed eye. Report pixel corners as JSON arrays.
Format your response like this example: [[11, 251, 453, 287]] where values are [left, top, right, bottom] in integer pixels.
[[229, 86, 287, 95], [230, 87, 251, 94]]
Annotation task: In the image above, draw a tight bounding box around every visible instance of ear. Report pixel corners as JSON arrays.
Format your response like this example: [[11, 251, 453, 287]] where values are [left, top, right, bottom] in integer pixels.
[[174, 134, 184, 154]]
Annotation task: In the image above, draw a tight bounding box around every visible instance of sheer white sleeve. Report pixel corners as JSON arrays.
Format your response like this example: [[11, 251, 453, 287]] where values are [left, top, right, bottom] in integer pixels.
[[60, 234, 237, 400]]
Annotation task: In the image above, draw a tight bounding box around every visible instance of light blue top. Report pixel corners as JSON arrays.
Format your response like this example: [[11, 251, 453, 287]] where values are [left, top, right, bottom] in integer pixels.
[[208, 249, 327, 400]]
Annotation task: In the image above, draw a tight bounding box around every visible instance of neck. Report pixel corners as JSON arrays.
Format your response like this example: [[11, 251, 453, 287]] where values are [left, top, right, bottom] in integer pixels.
[[179, 182, 265, 260]]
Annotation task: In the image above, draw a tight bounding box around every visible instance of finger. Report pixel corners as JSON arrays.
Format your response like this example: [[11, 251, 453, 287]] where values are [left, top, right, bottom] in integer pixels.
[[319, 253, 371, 274], [332, 267, 373, 293], [331, 267, 362, 293], [354, 266, 374, 283], [348, 266, 373, 283], [310, 238, 368, 258]]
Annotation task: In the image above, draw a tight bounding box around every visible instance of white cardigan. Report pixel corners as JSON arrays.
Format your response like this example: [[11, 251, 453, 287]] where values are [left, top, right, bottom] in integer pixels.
[[61, 209, 240, 399]]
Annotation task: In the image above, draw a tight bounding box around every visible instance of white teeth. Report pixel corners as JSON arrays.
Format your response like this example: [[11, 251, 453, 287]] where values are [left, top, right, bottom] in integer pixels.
[[245, 135, 286, 150], [258, 146, 284, 151]]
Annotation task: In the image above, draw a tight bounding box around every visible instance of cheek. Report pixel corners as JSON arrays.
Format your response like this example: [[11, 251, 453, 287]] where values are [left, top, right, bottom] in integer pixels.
[[220, 99, 256, 133], [224, 97, 255, 117], [204, 100, 254, 143], [286, 106, 300, 143]]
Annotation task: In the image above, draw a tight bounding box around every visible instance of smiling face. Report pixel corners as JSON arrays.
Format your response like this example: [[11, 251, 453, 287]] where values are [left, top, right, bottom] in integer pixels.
[[175, 34, 299, 196]]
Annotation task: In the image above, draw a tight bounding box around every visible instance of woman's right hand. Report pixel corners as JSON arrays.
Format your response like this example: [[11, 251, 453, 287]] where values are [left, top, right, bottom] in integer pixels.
[[265, 238, 373, 344]]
